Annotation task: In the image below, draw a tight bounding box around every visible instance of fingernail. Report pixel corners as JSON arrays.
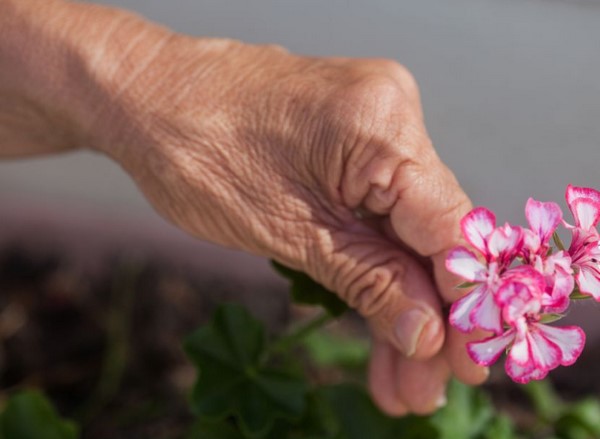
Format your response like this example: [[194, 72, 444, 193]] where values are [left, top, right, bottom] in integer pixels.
[[394, 308, 431, 357], [435, 394, 447, 409]]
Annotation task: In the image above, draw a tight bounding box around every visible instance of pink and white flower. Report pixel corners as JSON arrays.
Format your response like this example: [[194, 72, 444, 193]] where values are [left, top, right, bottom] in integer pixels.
[[447, 207, 523, 334], [445, 186, 600, 384], [565, 185, 600, 300], [522, 198, 563, 259], [522, 198, 573, 313], [467, 268, 585, 383]]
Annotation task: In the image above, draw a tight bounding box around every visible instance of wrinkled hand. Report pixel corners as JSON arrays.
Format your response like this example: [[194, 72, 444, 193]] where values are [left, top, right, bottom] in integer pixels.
[[1, 1, 489, 415]]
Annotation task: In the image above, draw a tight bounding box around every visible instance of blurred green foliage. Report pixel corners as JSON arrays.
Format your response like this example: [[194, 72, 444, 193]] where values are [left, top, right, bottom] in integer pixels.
[[0, 391, 78, 439]]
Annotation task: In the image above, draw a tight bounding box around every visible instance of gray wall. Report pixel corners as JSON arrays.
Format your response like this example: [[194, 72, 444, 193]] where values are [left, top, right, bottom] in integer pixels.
[[2, 0, 600, 236]]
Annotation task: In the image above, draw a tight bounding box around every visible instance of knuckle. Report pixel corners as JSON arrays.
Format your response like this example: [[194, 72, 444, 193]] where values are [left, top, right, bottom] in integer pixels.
[[371, 59, 420, 98], [325, 74, 406, 130], [323, 76, 415, 157]]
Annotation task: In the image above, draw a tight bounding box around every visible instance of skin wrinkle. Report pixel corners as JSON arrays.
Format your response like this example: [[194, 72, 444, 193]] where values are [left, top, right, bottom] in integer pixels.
[[101, 25, 152, 90], [347, 257, 400, 314], [343, 255, 398, 309], [330, 241, 398, 305], [364, 156, 419, 214], [341, 250, 399, 300], [113, 34, 175, 106], [356, 269, 403, 317], [87, 14, 129, 72]]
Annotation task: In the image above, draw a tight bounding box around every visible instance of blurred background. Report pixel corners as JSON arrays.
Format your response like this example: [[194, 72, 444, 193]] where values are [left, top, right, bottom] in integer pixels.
[[1, 0, 600, 435]]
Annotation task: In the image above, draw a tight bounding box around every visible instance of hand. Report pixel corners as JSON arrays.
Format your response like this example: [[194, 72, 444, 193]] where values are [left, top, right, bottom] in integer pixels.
[[1, 0, 489, 415]]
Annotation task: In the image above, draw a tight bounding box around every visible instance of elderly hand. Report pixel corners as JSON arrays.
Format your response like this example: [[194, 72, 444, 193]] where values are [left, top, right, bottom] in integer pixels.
[[1, 0, 488, 414]]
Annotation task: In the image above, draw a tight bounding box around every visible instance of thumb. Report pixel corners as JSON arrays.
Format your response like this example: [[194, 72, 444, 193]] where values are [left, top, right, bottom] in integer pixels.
[[310, 224, 444, 359]]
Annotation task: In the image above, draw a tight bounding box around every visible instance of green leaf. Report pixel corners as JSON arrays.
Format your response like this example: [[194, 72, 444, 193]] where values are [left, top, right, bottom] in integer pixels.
[[184, 419, 245, 439], [570, 291, 590, 301], [432, 380, 494, 439], [523, 380, 563, 422], [184, 304, 308, 438], [321, 384, 438, 439], [539, 313, 565, 324], [456, 281, 479, 289], [555, 399, 600, 438], [266, 391, 340, 439], [301, 331, 369, 369], [0, 391, 79, 439], [271, 262, 348, 317], [481, 415, 518, 439]]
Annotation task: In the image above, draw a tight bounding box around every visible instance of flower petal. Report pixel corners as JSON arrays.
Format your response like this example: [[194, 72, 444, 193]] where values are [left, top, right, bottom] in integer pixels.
[[467, 330, 514, 366], [566, 184, 600, 206], [522, 229, 541, 255], [449, 285, 485, 333], [446, 247, 487, 282], [570, 198, 600, 231], [470, 288, 503, 334], [525, 198, 562, 245], [534, 324, 585, 366], [505, 357, 548, 384], [576, 266, 600, 300], [487, 224, 522, 263], [541, 255, 574, 313], [461, 207, 496, 255], [508, 333, 530, 365], [526, 328, 562, 371]]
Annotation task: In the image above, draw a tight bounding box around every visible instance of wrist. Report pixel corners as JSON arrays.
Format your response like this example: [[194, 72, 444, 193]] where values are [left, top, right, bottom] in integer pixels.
[[0, 0, 85, 155], [0, 0, 131, 155]]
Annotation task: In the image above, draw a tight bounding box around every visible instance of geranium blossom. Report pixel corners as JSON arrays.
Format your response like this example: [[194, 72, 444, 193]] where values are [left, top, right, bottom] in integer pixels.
[[522, 198, 573, 313], [446, 208, 522, 334], [446, 186, 600, 384], [565, 185, 600, 300], [467, 268, 585, 383]]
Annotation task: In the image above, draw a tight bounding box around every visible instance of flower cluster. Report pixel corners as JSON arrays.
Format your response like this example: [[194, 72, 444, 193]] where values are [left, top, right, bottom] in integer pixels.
[[446, 185, 600, 383]]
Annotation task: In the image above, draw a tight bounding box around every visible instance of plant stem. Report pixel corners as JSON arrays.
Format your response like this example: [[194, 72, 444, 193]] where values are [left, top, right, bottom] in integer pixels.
[[552, 232, 566, 252], [76, 258, 142, 423], [270, 312, 333, 353]]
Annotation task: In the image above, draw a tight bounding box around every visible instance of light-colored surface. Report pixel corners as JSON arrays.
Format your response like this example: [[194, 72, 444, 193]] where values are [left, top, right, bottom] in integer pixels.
[[1, 0, 600, 263]]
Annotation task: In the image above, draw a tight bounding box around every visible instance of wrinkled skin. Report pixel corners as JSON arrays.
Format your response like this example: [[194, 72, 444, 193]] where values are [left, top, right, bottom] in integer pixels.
[[0, 0, 488, 414]]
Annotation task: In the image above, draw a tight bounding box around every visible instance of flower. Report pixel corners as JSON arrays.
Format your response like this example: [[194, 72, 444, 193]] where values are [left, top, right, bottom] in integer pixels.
[[565, 185, 600, 300], [446, 207, 523, 334], [522, 198, 562, 260], [522, 198, 573, 313], [445, 187, 600, 384], [467, 267, 585, 383]]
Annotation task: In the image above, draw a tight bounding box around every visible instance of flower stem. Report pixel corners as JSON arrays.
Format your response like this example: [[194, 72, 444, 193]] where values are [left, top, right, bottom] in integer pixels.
[[552, 231, 566, 252], [270, 312, 333, 353]]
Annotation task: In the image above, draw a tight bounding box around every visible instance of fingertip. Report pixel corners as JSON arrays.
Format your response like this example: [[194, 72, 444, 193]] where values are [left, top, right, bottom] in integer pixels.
[[396, 355, 451, 415], [456, 365, 490, 386], [445, 326, 490, 385]]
